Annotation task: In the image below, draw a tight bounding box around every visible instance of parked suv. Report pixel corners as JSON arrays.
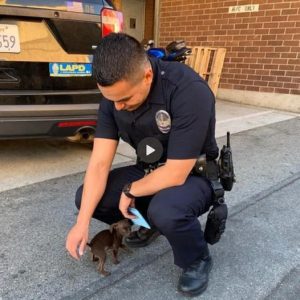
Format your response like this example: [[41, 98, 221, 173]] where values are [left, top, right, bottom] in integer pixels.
[[0, 0, 123, 141]]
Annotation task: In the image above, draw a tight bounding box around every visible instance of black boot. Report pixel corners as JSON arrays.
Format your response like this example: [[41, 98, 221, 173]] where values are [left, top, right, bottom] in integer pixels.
[[177, 256, 213, 297], [125, 227, 160, 248]]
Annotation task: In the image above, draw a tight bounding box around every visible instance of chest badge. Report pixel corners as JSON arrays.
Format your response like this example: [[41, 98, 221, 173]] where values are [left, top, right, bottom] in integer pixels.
[[155, 110, 171, 134]]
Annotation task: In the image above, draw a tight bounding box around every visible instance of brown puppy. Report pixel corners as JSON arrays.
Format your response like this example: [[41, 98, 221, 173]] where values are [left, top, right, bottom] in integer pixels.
[[87, 219, 131, 276]]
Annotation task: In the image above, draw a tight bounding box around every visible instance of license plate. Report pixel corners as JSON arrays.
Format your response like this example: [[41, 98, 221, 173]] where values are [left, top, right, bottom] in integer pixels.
[[0, 24, 20, 53]]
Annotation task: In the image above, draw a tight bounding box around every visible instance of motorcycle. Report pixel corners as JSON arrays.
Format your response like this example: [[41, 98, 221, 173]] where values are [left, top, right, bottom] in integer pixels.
[[145, 40, 192, 63]]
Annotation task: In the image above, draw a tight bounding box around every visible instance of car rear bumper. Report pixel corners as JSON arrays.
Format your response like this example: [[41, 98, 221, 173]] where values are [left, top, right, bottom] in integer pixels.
[[0, 104, 98, 138]]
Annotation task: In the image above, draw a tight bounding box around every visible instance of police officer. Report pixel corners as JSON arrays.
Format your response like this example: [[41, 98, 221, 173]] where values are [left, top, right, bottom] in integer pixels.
[[66, 33, 219, 297]]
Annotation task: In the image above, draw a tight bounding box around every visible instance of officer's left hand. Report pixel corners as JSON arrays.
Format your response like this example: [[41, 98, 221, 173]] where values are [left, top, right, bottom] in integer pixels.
[[119, 192, 136, 219]]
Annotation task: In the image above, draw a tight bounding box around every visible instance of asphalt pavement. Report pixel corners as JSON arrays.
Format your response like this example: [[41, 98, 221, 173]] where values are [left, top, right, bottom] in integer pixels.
[[0, 112, 299, 299]]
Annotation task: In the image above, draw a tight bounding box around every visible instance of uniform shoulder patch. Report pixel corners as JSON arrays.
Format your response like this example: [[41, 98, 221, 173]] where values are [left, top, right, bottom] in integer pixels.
[[155, 110, 171, 133]]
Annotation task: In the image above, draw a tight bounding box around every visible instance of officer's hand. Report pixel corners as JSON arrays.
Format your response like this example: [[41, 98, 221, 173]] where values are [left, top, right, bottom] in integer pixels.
[[66, 223, 89, 260], [119, 192, 136, 219]]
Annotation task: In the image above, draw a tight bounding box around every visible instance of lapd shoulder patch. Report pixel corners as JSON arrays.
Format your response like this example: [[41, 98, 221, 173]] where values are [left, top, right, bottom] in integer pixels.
[[155, 110, 171, 133]]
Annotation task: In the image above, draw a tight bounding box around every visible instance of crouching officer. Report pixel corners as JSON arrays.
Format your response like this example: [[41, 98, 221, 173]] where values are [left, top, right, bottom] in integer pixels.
[[66, 33, 219, 297]]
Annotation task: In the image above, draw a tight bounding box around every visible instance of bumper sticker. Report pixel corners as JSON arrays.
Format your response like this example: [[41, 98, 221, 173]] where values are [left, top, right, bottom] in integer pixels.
[[67, 1, 83, 13], [49, 63, 92, 77]]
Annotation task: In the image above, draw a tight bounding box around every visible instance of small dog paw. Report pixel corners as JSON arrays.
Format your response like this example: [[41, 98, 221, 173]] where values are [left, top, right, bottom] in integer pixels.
[[100, 270, 111, 277], [121, 244, 133, 253]]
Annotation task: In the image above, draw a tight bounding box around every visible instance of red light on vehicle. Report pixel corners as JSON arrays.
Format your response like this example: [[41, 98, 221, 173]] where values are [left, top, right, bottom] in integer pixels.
[[57, 121, 97, 128], [101, 8, 124, 37]]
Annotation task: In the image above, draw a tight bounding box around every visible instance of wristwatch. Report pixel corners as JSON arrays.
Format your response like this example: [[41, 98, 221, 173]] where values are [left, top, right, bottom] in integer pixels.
[[122, 183, 135, 198]]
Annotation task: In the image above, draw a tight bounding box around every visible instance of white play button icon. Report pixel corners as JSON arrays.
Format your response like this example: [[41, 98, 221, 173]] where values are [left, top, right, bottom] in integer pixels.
[[137, 137, 163, 163], [146, 145, 155, 156]]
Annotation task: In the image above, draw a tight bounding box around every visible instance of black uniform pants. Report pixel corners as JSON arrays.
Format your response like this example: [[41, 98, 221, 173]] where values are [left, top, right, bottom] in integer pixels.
[[75, 164, 213, 269]]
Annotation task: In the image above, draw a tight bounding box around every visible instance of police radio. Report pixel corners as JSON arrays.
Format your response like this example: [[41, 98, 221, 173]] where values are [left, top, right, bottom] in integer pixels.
[[218, 132, 236, 191], [192, 131, 236, 191]]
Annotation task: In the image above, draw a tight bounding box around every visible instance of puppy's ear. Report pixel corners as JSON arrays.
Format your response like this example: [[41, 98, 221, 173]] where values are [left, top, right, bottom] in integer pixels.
[[109, 223, 118, 233]]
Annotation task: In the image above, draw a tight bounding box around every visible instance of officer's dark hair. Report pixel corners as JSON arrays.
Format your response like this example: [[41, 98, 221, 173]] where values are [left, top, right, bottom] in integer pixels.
[[93, 33, 148, 86]]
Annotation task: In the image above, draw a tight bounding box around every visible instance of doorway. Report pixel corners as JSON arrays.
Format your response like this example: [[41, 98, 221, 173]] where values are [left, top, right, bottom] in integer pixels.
[[122, 0, 146, 42]]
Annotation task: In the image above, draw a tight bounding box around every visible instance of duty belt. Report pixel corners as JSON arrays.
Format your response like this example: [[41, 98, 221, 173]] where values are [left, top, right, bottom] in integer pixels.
[[138, 162, 166, 175]]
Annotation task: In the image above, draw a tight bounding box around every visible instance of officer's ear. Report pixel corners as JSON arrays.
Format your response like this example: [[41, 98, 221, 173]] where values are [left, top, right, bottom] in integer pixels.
[[144, 67, 153, 85]]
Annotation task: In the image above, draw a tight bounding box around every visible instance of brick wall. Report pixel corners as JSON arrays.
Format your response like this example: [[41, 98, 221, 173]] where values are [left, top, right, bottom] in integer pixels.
[[159, 0, 300, 95]]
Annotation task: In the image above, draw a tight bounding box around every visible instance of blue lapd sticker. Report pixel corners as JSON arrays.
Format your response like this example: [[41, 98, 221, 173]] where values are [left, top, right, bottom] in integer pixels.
[[49, 63, 92, 77]]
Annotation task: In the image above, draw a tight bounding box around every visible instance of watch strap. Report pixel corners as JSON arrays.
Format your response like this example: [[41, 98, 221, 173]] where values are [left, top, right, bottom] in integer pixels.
[[122, 183, 135, 198]]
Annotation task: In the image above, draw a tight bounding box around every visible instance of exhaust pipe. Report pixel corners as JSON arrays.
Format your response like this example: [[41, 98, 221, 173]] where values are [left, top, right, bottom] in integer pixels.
[[67, 126, 95, 144]]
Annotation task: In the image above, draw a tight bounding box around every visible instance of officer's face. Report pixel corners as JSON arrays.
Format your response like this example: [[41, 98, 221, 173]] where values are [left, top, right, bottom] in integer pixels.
[[98, 67, 153, 112]]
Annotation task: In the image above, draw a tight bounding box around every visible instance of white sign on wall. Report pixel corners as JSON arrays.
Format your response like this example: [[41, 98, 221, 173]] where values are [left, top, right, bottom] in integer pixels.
[[229, 4, 259, 13]]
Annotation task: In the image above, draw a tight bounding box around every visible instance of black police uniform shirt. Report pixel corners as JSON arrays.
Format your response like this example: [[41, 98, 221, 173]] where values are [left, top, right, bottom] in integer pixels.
[[94, 57, 219, 163]]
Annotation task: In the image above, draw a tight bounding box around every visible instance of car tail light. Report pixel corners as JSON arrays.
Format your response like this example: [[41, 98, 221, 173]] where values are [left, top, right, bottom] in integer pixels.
[[57, 121, 97, 128], [101, 8, 124, 37]]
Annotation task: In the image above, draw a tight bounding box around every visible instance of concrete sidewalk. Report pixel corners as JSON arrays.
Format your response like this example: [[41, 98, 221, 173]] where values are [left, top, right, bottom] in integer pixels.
[[0, 116, 299, 300]]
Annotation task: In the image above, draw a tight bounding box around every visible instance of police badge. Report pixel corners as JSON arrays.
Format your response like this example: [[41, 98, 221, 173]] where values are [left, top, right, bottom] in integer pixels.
[[155, 110, 171, 133]]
